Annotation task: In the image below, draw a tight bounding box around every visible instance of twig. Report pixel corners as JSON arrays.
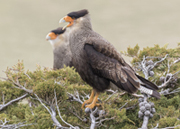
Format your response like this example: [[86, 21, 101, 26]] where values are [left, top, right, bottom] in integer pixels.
[[119, 102, 128, 110], [104, 90, 118, 102], [0, 119, 35, 128], [34, 93, 63, 128], [150, 54, 168, 70], [69, 110, 84, 121], [132, 93, 144, 98], [96, 116, 115, 127], [8, 77, 33, 94], [54, 90, 76, 129], [67, 92, 83, 104], [160, 88, 180, 95], [151, 124, 180, 129], [158, 70, 180, 89], [141, 54, 168, 79], [24, 72, 31, 79], [90, 107, 99, 129], [0, 93, 28, 111]]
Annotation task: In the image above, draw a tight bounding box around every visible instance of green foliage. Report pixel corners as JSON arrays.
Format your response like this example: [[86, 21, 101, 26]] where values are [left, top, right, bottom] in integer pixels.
[[1, 44, 180, 128], [126, 44, 180, 86], [159, 117, 177, 128], [0, 81, 25, 102], [33, 80, 67, 105], [127, 44, 140, 57]]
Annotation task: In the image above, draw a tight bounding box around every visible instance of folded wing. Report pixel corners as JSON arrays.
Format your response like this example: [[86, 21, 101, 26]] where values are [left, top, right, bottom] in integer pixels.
[[84, 38, 140, 94]]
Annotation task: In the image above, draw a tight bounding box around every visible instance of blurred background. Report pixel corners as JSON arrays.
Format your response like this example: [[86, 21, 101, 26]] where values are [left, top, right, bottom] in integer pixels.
[[0, 0, 180, 77]]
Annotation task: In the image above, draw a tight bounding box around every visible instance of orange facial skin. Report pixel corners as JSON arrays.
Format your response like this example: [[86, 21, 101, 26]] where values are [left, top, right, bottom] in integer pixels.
[[47, 32, 57, 40], [64, 16, 74, 27]]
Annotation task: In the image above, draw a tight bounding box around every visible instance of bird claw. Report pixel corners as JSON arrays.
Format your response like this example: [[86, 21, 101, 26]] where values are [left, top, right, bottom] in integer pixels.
[[85, 103, 101, 109], [81, 99, 93, 109]]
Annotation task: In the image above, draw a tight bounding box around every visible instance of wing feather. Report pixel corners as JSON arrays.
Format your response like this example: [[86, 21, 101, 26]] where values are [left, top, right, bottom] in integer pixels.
[[84, 42, 140, 93], [84, 37, 159, 97], [85, 37, 126, 65]]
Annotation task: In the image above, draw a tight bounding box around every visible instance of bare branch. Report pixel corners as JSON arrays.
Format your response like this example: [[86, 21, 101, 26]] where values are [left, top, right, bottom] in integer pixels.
[[34, 93, 63, 128], [96, 116, 115, 128], [0, 93, 28, 111], [150, 54, 168, 70], [132, 93, 144, 98], [158, 70, 180, 89], [67, 92, 83, 104], [160, 88, 180, 95], [170, 57, 180, 67], [119, 102, 128, 110], [151, 124, 180, 129], [104, 90, 118, 102], [69, 110, 84, 122], [90, 107, 99, 129], [106, 89, 118, 94], [139, 54, 168, 80], [8, 77, 33, 94], [24, 72, 31, 79], [54, 90, 76, 129], [0, 119, 35, 129]]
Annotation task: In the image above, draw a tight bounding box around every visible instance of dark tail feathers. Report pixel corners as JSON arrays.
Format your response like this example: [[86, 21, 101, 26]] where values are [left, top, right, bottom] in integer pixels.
[[152, 90, 161, 99], [137, 74, 160, 99]]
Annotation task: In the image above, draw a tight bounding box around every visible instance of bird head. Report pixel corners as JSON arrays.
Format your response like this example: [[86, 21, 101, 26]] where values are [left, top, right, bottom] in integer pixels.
[[46, 27, 66, 41], [46, 27, 67, 49], [59, 9, 89, 30]]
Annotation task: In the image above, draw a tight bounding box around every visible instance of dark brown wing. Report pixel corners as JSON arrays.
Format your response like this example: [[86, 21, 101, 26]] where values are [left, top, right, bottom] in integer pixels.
[[84, 38, 141, 93], [85, 37, 126, 65]]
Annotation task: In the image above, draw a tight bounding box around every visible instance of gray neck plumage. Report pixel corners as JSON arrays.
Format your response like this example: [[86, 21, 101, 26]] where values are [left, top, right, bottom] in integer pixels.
[[68, 14, 93, 56], [78, 14, 92, 30], [53, 41, 72, 69]]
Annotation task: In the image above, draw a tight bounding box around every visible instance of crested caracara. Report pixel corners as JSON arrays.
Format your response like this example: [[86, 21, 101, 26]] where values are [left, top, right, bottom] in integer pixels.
[[59, 9, 160, 109], [46, 27, 73, 69]]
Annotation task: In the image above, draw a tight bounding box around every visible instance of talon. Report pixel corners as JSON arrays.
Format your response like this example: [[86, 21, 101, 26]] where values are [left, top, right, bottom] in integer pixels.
[[86, 103, 101, 109], [81, 90, 95, 109], [85, 92, 100, 109], [81, 99, 93, 109]]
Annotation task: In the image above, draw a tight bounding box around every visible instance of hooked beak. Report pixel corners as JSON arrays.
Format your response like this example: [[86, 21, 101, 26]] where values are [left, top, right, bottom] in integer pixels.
[[59, 18, 66, 24], [46, 32, 57, 41], [59, 16, 74, 30], [46, 35, 51, 41]]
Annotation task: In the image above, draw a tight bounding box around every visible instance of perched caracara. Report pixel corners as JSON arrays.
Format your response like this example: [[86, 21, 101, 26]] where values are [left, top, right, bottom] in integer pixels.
[[59, 9, 160, 109], [46, 27, 73, 69]]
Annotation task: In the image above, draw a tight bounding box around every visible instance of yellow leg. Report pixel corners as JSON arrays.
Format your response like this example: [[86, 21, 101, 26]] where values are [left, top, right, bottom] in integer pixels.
[[86, 92, 100, 109], [81, 90, 95, 109]]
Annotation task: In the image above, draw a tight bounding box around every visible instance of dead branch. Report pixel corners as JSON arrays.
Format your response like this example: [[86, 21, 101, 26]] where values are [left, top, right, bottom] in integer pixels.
[[54, 90, 78, 129], [0, 93, 28, 111], [159, 70, 180, 89], [132, 93, 144, 98], [7, 77, 33, 94], [34, 93, 64, 128], [140, 54, 168, 79], [0, 118, 35, 129], [67, 91, 83, 104], [104, 90, 118, 102], [151, 123, 180, 129]]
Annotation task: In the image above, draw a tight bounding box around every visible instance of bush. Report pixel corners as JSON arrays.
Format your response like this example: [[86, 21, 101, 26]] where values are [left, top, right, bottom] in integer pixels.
[[0, 44, 180, 128]]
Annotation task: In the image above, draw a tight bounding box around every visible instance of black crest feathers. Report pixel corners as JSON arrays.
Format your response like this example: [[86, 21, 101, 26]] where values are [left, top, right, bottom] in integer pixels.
[[67, 9, 89, 19], [51, 27, 65, 35]]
